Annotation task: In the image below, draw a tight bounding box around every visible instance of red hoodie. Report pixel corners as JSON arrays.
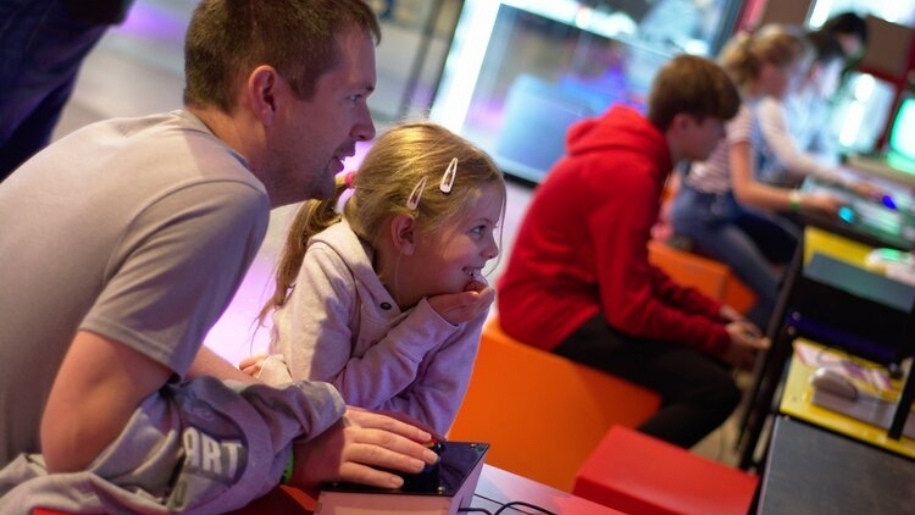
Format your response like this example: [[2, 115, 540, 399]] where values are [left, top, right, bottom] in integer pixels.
[[498, 106, 730, 354]]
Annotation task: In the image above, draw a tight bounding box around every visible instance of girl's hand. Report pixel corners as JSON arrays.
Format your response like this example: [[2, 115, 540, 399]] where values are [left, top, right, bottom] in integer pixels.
[[849, 180, 883, 201], [427, 284, 495, 325], [803, 192, 843, 218], [239, 354, 267, 377]]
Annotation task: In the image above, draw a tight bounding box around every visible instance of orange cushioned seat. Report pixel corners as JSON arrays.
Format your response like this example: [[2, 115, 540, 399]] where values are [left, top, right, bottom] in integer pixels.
[[448, 317, 661, 491], [573, 425, 759, 515], [648, 239, 756, 314]]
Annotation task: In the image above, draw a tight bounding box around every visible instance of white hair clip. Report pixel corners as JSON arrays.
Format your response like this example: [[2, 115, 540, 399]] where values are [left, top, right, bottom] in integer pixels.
[[406, 176, 428, 210], [440, 157, 458, 194]]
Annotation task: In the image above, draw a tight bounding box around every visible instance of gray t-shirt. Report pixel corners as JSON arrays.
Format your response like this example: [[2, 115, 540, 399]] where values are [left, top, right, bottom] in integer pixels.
[[0, 110, 269, 467]]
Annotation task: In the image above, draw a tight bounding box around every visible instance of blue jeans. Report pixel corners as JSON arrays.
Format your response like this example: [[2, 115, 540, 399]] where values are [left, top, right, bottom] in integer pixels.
[[0, 0, 119, 180], [669, 185, 799, 330]]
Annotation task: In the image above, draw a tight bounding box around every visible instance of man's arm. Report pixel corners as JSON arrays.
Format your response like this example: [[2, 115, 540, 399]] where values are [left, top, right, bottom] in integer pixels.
[[40, 330, 171, 472], [188, 345, 259, 384]]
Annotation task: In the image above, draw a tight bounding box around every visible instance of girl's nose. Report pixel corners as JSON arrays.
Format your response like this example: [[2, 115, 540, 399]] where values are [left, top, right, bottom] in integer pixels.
[[483, 234, 499, 260]]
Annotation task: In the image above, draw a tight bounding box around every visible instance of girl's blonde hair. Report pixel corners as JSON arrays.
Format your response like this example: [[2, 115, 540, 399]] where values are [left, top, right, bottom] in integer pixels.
[[259, 121, 505, 323], [719, 24, 810, 88]]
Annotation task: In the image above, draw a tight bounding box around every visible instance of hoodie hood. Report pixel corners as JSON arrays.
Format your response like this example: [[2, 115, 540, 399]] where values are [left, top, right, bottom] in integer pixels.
[[565, 105, 673, 178]]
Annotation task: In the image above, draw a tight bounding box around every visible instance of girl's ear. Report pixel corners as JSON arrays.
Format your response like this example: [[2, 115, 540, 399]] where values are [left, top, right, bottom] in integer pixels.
[[390, 214, 417, 255]]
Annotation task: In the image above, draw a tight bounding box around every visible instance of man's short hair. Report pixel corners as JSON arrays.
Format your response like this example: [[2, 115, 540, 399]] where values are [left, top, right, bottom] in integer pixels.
[[646, 54, 740, 132], [183, 0, 381, 113]]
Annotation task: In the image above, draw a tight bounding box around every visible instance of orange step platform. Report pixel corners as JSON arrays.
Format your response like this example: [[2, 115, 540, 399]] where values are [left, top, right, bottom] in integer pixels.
[[448, 318, 661, 492]]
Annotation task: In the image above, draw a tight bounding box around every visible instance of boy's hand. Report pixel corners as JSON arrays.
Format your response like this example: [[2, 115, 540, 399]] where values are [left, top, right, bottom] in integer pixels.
[[723, 321, 770, 369], [719, 305, 746, 324]]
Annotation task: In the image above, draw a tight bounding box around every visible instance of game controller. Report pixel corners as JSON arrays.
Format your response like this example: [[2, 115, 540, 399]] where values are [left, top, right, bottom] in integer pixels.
[[399, 439, 445, 492], [316, 441, 489, 515], [838, 205, 856, 224]]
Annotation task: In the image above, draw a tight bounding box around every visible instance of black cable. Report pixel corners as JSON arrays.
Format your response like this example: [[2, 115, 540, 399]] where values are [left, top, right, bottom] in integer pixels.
[[457, 508, 494, 514], [493, 501, 558, 515]]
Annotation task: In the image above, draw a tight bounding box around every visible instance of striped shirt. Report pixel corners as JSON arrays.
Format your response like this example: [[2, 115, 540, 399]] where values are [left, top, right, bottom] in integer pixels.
[[684, 101, 755, 194]]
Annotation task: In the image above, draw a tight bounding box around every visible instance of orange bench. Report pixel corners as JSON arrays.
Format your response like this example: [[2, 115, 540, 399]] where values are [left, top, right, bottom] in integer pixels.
[[573, 425, 759, 515], [448, 317, 661, 492], [648, 239, 756, 314]]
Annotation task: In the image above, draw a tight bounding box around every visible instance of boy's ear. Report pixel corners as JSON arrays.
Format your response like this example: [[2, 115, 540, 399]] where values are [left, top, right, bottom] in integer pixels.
[[671, 112, 695, 133], [390, 214, 417, 255]]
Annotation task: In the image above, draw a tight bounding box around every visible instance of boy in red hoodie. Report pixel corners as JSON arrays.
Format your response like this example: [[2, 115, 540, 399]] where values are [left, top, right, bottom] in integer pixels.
[[498, 54, 770, 448]]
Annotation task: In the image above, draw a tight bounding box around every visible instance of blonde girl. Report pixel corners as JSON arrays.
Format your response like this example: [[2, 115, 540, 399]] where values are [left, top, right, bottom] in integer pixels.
[[245, 121, 505, 435], [669, 24, 844, 331]]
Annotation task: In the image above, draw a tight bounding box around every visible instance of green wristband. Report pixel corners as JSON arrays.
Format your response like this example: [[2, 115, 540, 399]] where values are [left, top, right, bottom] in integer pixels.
[[281, 452, 294, 484], [789, 191, 801, 212]]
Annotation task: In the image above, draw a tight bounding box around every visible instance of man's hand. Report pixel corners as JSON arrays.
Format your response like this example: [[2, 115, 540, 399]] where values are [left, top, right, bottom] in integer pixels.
[[289, 408, 439, 490]]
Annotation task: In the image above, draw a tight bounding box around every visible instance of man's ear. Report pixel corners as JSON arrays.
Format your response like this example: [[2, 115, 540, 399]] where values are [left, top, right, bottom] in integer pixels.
[[390, 214, 417, 255], [247, 65, 280, 126]]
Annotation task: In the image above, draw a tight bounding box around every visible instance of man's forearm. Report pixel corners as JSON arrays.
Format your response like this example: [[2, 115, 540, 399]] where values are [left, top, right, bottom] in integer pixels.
[[188, 346, 258, 383]]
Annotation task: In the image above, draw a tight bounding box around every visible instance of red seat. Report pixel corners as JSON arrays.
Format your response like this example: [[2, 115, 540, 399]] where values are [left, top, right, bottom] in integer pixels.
[[573, 425, 759, 515], [31, 485, 316, 515]]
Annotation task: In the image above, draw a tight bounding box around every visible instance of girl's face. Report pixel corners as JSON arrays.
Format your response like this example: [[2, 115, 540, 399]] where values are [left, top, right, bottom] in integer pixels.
[[759, 56, 809, 99], [406, 182, 502, 299], [809, 59, 844, 99]]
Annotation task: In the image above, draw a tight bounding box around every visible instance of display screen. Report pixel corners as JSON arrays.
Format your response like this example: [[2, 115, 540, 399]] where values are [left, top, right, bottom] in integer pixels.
[[430, 0, 742, 184], [888, 96, 915, 164]]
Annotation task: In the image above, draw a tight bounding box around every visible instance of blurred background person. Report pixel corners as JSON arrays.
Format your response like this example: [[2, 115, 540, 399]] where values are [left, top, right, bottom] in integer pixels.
[[0, 0, 135, 181]]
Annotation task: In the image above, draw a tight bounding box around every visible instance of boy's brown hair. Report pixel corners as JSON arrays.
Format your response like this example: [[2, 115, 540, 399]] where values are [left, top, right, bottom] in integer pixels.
[[647, 54, 740, 131]]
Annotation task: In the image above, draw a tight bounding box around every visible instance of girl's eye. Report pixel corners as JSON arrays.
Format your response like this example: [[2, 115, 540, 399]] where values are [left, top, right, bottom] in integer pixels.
[[471, 225, 486, 236]]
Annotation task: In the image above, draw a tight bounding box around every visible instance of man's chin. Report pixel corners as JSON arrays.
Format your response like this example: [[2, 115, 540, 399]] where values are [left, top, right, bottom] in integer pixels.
[[315, 173, 338, 200]]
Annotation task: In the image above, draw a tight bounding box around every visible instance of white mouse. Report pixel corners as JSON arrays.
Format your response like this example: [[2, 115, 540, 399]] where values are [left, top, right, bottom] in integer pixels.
[[810, 367, 858, 401]]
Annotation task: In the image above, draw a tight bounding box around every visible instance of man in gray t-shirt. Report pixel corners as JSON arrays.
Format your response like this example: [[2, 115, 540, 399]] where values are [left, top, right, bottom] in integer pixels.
[[0, 1, 438, 512]]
